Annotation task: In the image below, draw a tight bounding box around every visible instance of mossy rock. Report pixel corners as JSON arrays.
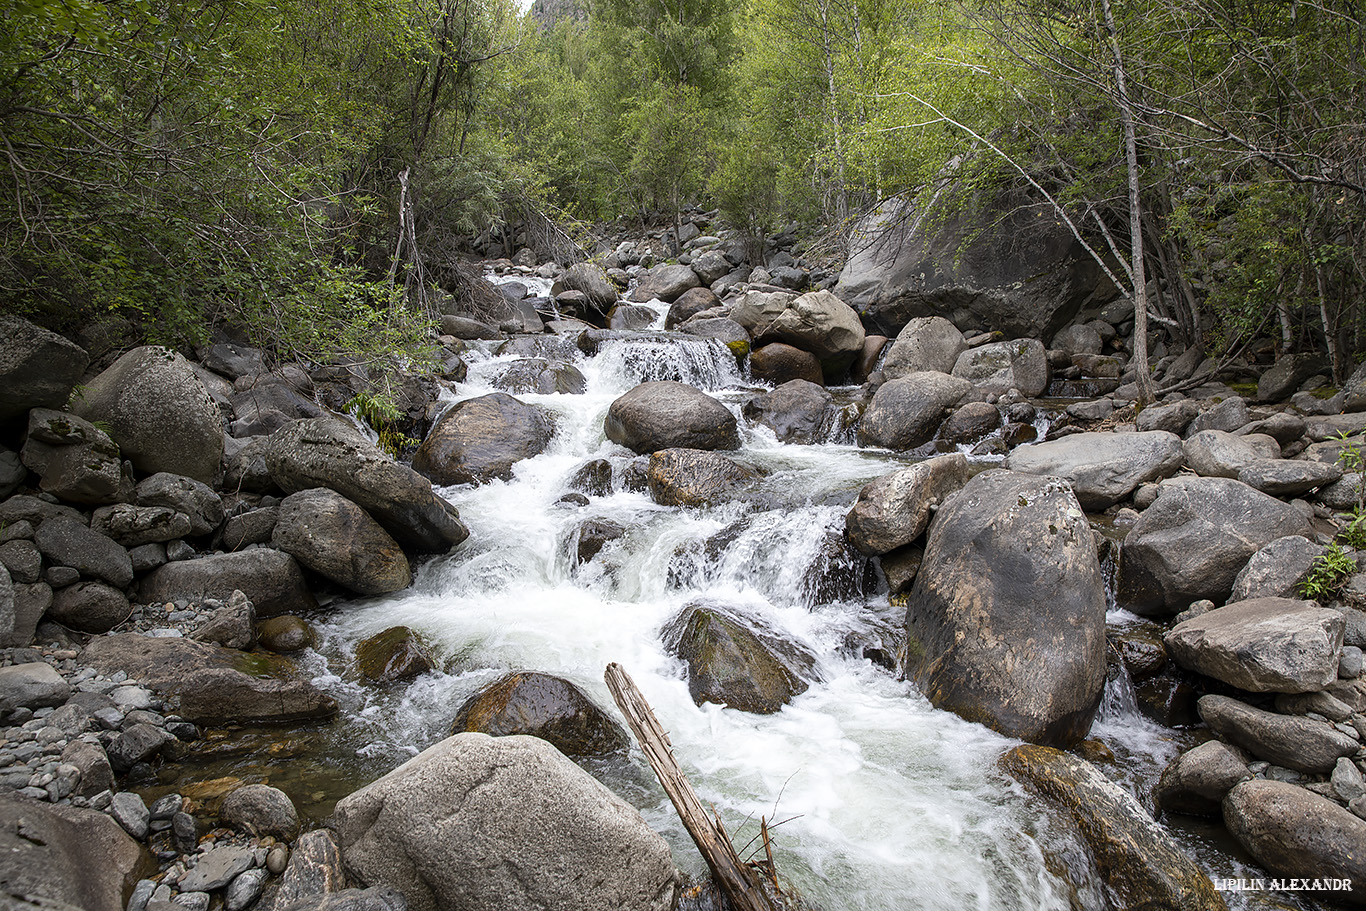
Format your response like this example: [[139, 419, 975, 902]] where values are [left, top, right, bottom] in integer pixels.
[[664, 603, 814, 714], [355, 626, 435, 683], [257, 615, 316, 653], [450, 672, 628, 756]]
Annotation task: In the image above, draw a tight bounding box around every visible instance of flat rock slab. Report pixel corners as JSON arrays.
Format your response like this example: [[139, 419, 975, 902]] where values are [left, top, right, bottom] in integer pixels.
[[1005, 430, 1184, 511], [1165, 597, 1344, 693], [179, 844, 255, 892], [1199, 694, 1358, 774]]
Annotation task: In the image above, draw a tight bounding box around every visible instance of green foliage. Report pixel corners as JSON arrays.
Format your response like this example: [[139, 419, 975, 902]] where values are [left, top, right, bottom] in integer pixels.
[[1300, 544, 1357, 603]]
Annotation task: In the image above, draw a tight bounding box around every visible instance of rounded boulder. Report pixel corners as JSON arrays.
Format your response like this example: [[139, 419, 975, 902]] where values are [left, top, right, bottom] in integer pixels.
[[272, 489, 411, 595], [605, 382, 739, 454]]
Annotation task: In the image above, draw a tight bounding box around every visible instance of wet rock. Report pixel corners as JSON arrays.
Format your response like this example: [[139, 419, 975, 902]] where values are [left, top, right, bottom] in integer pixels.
[[738, 289, 865, 380], [0, 315, 89, 421], [665, 287, 720, 329], [180, 844, 255, 893], [265, 417, 468, 553], [571, 518, 626, 565], [845, 454, 971, 556], [748, 343, 824, 386], [1117, 476, 1313, 616], [0, 661, 70, 715], [1224, 780, 1366, 903], [107, 722, 176, 773], [1165, 597, 1344, 693], [851, 335, 888, 384], [664, 603, 814, 714], [646, 449, 758, 508], [937, 401, 1001, 443], [1199, 694, 1358, 774], [89, 503, 193, 546], [605, 381, 740, 454], [451, 671, 628, 756], [567, 459, 614, 498], [273, 489, 411, 595], [880, 316, 966, 379], [999, 745, 1226, 911], [413, 393, 555, 487], [354, 627, 435, 683], [1110, 624, 1168, 681], [552, 262, 620, 313], [951, 339, 1049, 397], [257, 615, 316, 653], [331, 733, 679, 911], [1005, 431, 1185, 511], [34, 516, 133, 588], [906, 470, 1107, 747], [49, 580, 131, 633], [742, 380, 834, 445], [1154, 740, 1253, 817], [20, 408, 133, 506], [857, 372, 972, 451], [679, 316, 750, 359], [82, 632, 338, 724], [140, 548, 315, 618], [135, 473, 225, 537], [219, 783, 300, 841], [1230, 535, 1324, 602], [608, 303, 661, 331], [629, 263, 700, 304], [485, 357, 587, 396]]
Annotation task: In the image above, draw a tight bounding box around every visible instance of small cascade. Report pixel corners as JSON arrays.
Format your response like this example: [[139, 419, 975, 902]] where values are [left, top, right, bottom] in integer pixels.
[[592, 336, 746, 391]]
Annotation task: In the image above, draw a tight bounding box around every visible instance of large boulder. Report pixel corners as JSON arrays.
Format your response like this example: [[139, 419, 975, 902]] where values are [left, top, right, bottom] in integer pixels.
[[1004, 431, 1185, 511], [747, 343, 824, 386], [138, 548, 317, 618], [743, 290, 866, 380], [1198, 694, 1358, 774], [741, 380, 833, 445], [951, 339, 1049, 397], [1117, 476, 1314, 616], [330, 733, 679, 911], [413, 393, 555, 487], [1344, 359, 1366, 413], [1238, 458, 1343, 498], [20, 408, 133, 506], [834, 189, 1113, 340], [82, 632, 338, 724], [34, 516, 133, 588], [664, 603, 814, 714], [135, 472, 224, 536], [856, 372, 972, 451], [0, 791, 152, 911], [90, 503, 193, 547], [1165, 597, 1344, 693], [646, 449, 757, 508], [604, 382, 740, 454], [880, 316, 966, 379], [1256, 352, 1330, 402], [1229, 536, 1324, 602], [70, 346, 224, 483], [451, 671, 628, 757], [265, 418, 468, 553], [273, 489, 412, 595], [1181, 430, 1279, 478], [999, 745, 1226, 911], [0, 661, 70, 716], [629, 263, 700, 303], [1224, 780, 1366, 904], [844, 454, 971, 555], [552, 263, 619, 312], [0, 315, 89, 421], [905, 470, 1107, 747], [49, 581, 131, 633]]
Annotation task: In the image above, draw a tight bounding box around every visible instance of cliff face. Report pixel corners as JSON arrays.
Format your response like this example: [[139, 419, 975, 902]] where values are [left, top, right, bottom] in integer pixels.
[[530, 0, 588, 28]]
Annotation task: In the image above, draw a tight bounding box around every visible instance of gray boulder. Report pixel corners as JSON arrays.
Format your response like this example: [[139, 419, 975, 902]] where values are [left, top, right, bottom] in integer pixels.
[[135, 473, 224, 537], [906, 470, 1107, 747], [0, 446, 23, 498], [741, 380, 833, 444], [265, 418, 468, 553], [880, 316, 967, 379], [1186, 397, 1249, 436], [220, 783, 300, 841], [34, 516, 133, 588], [1344, 359, 1366, 413], [951, 339, 1049, 397], [1224, 780, 1366, 903], [690, 250, 731, 286], [1136, 400, 1198, 436], [451, 671, 628, 757], [857, 372, 972, 450], [20, 408, 133, 506], [1165, 597, 1343, 693], [0, 565, 12, 646], [1238, 458, 1343, 497], [845, 454, 971, 555], [1256, 353, 1329, 402], [1118, 476, 1314, 616], [90, 503, 193, 546], [70, 345, 224, 483], [1198, 694, 1358, 774], [273, 489, 411, 595], [1004, 430, 1185, 511], [937, 401, 1002, 443], [230, 373, 325, 438], [748, 343, 823, 386], [756, 290, 866, 380], [139, 548, 316, 618], [1154, 741, 1252, 817], [628, 263, 700, 303], [553, 263, 619, 311], [1181, 430, 1280, 478], [0, 316, 89, 421], [1051, 324, 1103, 357], [330, 733, 679, 911], [1230, 536, 1324, 601], [664, 603, 814, 714], [0, 661, 71, 715], [665, 287, 721, 329], [49, 581, 131, 633], [412, 393, 555, 487], [646, 449, 757, 508], [604, 382, 739, 454]]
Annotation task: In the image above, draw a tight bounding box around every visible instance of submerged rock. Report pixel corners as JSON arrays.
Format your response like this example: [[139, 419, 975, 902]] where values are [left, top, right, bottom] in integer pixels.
[[355, 626, 436, 684], [664, 603, 814, 714]]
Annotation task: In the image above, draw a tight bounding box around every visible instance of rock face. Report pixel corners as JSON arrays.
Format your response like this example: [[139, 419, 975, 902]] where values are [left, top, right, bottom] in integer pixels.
[[265, 417, 468, 553], [741, 380, 833, 444], [845, 454, 971, 555], [70, 345, 224, 483], [604, 382, 740, 454], [834, 189, 1113, 340], [1198, 694, 1358, 774], [646, 449, 757, 508], [664, 603, 814, 714], [999, 746, 1226, 911], [951, 339, 1049, 397], [330, 733, 679, 911], [139, 548, 316, 617], [856, 372, 972, 450], [1165, 598, 1344, 693], [880, 316, 966, 379], [1224, 780, 1366, 904], [0, 315, 90, 421], [82, 632, 338, 724], [273, 489, 412, 595], [451, 671, 628, 757], [413, 393, 556, 486], [1005, 431, 1185, 511], [0, 791, 153, 911], [905, 470, 1107, 747], [1118, 476, 1314, 616]]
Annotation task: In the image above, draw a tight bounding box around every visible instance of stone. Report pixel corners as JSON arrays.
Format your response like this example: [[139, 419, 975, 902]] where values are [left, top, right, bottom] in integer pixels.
[[1052, 324, 1104, 357], [192, 589, 257, 649], [179, 845, 255, 893], [106, 722, 175, 773], [11, 581, 52, 646], [0, 316, 89, 420], [937, 401, 1002, 442], [71, 346, 224, 483], [664, 287, 720, 329], [62, 739, 114, 797], [905, 470, 1107, 747], [0, 661, 70, 715], [629, 263, 700, 303], [745, 290, 865, 380], [571, 517, 626, 565], [951, 339, 1050, 397], [20, 408, 133, 506], [49, 581, 131, 633], [0, 564, 13, 647], [330, 733, 679, 911], [748, 343, 824, 386], [690, 250, 731, 286], [135, 473, 225, 537], [0, 791, 151, 911], [857, 372, 973, 451], [89, 503, 193, 546], [219, 783, 300, 841], [272, 489, 411, 595], [34, 516, 133, 587], [261, 828, 347, 911], [845, 454, 971, 556], [665, 602, 815, 714], [139, 549, 316, 618], [999, 745, 1225, 910], [1118, 476, 1314, 616], [265, 417, 468, 553], [451, 671, 628, 756], [1257, 352, 1330, 402], [646, 449, 757, 508], [111, 790, 151, 839], [226, 869, 270, 911], [605, 382, 740, 454], [412, 393, 555, 486], [742, 380, 834, 444], [355, 627, 435, 684], [485, 358, 587, 396], [1136, 400, 1198, 435], [1199, 694, 1358, 774], [1230, 536, 1324, 602], [1165, 597, 1344, 693], [1181, 430, 1279, 478], [229, 373, 325, 438], [1238, 459, 1343, 497], [881, 316, 967, 379], [82, 633, 338, 724], [0, 447, 24, 499], [1005, 431, 1185, 511], [222, 507, 279, 551], [1224, 780, 1366, 903], [1186, 397, 1249, 436], [608, 303, 660, 331], [258, 615, 316, 653], [1154, 741, 1253, 817]]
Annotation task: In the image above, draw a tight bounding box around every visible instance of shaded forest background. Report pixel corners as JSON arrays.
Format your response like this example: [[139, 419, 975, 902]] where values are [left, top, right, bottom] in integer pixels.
[[2, 0, 1363, 399]]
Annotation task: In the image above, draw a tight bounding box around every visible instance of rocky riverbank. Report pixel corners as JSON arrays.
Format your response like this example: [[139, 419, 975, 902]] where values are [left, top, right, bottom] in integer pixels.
[[2, 209, 1366, 909]]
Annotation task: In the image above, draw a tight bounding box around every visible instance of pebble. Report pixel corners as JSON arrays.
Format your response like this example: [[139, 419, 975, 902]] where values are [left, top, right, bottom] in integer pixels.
[[265, 844, 289, 874], [1343, 646, 1365, 680]]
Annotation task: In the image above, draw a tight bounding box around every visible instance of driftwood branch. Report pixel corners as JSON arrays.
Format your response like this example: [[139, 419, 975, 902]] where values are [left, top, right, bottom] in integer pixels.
[[604, 662, 779, 911]]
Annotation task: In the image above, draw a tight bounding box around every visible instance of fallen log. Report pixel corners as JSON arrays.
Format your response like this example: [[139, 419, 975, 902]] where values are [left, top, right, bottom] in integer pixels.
[[604, 662, 779, 911]]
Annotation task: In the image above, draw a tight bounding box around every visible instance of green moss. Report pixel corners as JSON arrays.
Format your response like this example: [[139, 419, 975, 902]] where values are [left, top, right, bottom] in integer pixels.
[[1312, 386, 1341, 400], [1226, 383, 1258, 398]]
